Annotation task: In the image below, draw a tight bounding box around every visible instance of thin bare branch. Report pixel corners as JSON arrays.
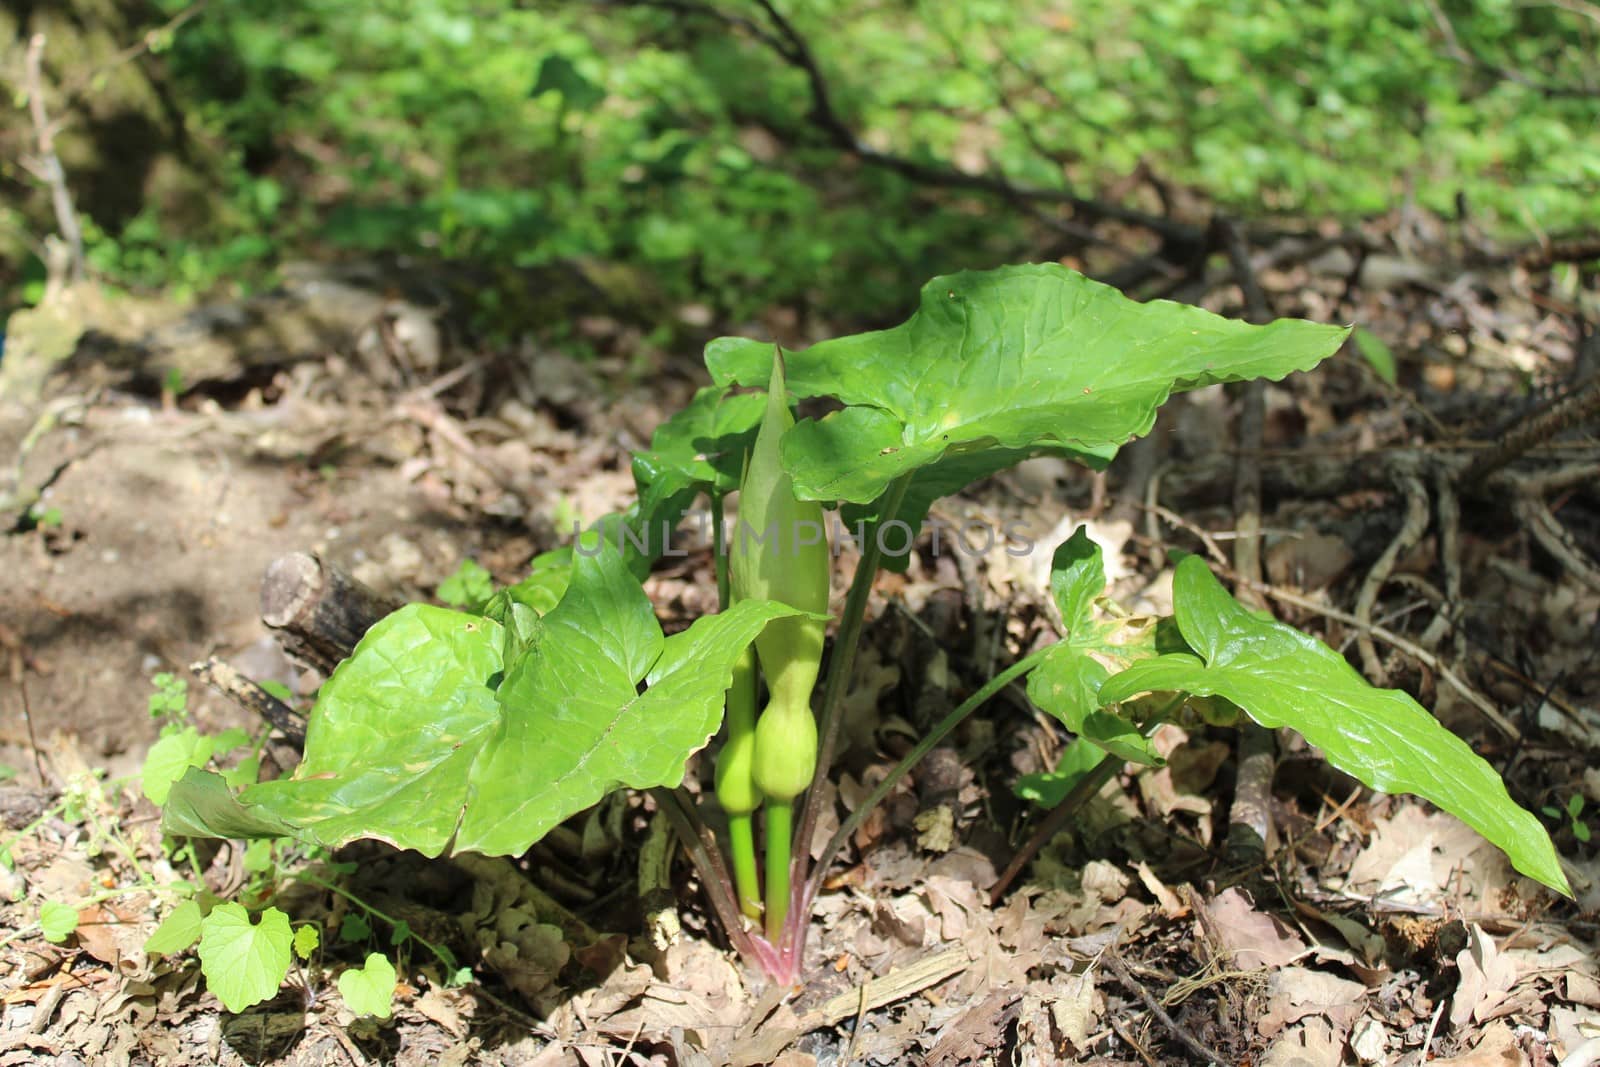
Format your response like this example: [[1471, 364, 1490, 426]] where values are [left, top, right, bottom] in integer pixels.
[[611, 0, 1200, 243], [22, 34, 86, 288]]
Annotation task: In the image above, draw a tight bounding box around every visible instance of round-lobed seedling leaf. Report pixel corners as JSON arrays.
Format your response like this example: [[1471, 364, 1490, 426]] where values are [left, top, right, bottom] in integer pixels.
[[144, 899, 205, 957], [338, 952, 397, 1018], [39, 900, 79, 943], [293, 924, 320, 961], [197, 904, 292, 1012], [142, 727, 216, 805]]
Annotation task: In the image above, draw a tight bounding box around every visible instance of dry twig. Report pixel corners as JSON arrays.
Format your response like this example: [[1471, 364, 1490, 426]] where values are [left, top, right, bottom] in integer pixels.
[[1105, 953, 1229, 1065], [1353, 473, 1431, 685]]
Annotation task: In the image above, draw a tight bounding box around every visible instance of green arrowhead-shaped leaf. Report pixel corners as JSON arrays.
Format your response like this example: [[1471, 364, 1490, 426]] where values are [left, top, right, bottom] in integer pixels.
[[338, 952, 397, 1018], [458, 549, 803, 853], [1026, 528, 1163, 769], [198, 904, 292, 1012], [1097, 556, 1570, 895], [632, 384, 765, 519], [166, 542, 801, 861], [241, 604, 507, 854], [708, 264, 1350, 527], [164, 766, 298, 840], [1050, 527, 1106, 634]]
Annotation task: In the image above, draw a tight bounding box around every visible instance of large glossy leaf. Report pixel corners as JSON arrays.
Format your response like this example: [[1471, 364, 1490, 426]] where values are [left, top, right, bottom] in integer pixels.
[[837, 447, 1036, 571], [1097, 556, 1570, 895], [165, 766, 298, 840], [165, 543, 801, 858], [708, 264, 1349, 529], [236, 603, 506, 853], [457, 548, 798, 853]]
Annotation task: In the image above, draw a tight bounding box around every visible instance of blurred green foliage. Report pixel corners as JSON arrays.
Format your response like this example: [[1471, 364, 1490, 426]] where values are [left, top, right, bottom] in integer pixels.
[[45, 0, 1600, 319]]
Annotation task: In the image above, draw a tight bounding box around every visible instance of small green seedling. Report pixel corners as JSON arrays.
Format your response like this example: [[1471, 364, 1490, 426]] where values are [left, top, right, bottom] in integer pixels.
[[1543, 794, 1591, 843], [157, 264, 1570, 988], [196, 903, 293, 1012], [26, 504, 63, 529], [39, 900, 80, 943], [140, 673, 256, 805], [148, 672, 188, 722], [437, 559, 496, 611], [338, 952, 397, 1018]]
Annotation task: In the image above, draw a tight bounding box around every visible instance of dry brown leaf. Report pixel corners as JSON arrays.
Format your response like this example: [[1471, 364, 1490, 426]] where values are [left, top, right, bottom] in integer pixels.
[[1349, 1017, 1389, 1063], [1258, 966, 1366, 1038], [653, 938, 746, 1018], [1135, 862, 1186, 918], [590, 983, 731, 1045], [923, 875, 982, 941], [1048, 971, 1097, 1051], [1265, 531, 1355, 591], [72, 898, 148, 975], [923, 990, 1019, 1067], [1450, 924, 1518, 1026], [994, 891, 1046, 955], [1206, 888, 1308, 971], [1138, 728, 1221, 822], [873, 894, 933, 949], [411, 987, 469, 1038], [1260, 1017, 1343, 1067], [1430, 1021, 1528, 1067], [1548, 1004, 1600, 1061], [1343, 805, 1512, 909], [726, 1003, 805, 1067]]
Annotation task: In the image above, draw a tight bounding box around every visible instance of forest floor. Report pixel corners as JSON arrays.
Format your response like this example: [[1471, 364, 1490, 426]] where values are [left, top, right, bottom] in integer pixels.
[[1, 226, 1598, 1066]]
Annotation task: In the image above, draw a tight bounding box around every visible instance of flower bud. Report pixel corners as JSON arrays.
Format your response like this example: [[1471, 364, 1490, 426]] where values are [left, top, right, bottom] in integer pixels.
[[731, 350, 829, 801]]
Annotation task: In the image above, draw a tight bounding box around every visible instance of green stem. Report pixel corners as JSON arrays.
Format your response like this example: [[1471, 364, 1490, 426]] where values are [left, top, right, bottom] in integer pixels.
[[727, 812, 762, 921], [792, 473, 914, 891], [986, 751, 1120, 905], [802, 644, 1054, 910], [296, 869, 456, 971], [987, 697, 1181, 904], [716, 645, 762, 919], [712, 493, 730, 612], [764, 799, 794, 943], [652, 786, 767, 972]]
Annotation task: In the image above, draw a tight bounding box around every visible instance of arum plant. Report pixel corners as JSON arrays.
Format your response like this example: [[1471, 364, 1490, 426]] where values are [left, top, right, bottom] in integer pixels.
[[159, 265, 1570, 993], [725, 355, 830, 942]]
